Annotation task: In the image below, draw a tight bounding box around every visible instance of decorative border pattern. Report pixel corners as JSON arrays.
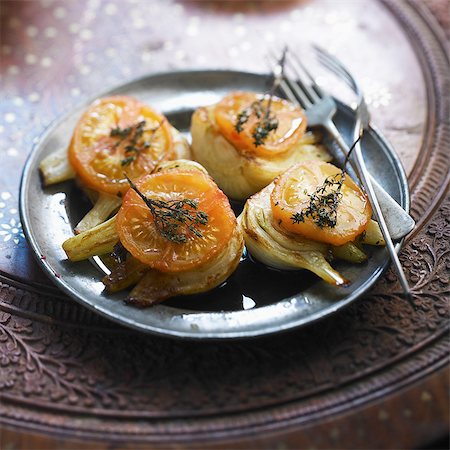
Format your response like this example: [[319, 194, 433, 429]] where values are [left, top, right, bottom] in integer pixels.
[[0, 0, 449, 445]]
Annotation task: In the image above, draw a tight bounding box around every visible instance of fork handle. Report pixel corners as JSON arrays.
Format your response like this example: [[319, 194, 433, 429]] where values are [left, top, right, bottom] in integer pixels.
[[324, 120, 415, 240], [353, 137, 411, 297]]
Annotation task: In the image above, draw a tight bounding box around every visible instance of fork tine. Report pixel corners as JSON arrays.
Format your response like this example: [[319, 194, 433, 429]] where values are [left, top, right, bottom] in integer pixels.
[[316, 53, 356, 92], [316, 48, 356, 87], [288, 52, 326, 99], [270, 47, 320, 104], [266, 53, 310, 109], [284, 76, 312, 109], [314, 48, 352, 82], [280, 79, 305, 108], [315, 52, 353, 83], [286, 61, 320, 104], [313, 45, 348, 73], [314, 46, 359, 93], [268, 48, 315, 106]]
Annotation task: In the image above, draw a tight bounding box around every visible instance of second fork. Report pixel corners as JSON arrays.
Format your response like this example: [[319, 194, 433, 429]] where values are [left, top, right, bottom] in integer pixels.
[[268, 49, 415, 240]]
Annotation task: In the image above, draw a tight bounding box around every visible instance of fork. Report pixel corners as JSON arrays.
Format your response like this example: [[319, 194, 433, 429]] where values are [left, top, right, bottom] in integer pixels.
[[270, 47, 412, 296], [268, 49, 415, 241], [313, 47, 411, 296]]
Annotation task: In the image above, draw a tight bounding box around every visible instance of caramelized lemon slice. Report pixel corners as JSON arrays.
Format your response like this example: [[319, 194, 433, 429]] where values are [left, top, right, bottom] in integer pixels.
[[214, 91, 307, 156], [116, 170, 236, 272], [69, 96, 174, 195], [271, 161, 371, 245]]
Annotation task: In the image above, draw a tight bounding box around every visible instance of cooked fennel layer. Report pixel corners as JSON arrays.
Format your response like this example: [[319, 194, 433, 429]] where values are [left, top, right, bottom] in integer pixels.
[[191, 106, 332, 201], [239, 183, 385, 286], [40, 124, 192, 234]]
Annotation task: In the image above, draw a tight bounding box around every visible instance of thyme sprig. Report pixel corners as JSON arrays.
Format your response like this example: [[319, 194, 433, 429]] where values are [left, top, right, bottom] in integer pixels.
[[235, 105, 252, 133], [125, 175, 209, 244], [110, 125, 133, 139], [252, 108, 279, 147], [291, 173, 346, 229], [290, 135, 362, 229], [109, 120, 164, 167], [234, 97, 279, 147], [234, 48, 287, 146]]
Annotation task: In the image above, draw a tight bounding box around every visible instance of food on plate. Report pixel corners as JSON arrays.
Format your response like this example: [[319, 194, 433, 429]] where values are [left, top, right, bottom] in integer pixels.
[[39, 83, 388, 310], [239, 161, 385, 285], [191, 91, 332, 200], [153, 158, 209, 176], [62, 161, 244, 306], [39, 95, 190, 233], [271, 160, 372, 246]]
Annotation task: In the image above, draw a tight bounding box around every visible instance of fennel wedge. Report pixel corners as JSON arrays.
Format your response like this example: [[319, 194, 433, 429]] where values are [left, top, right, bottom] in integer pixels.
[[191, 93, 332, 201], [239, 177, 385, 286], [62, 162, 244, 306]]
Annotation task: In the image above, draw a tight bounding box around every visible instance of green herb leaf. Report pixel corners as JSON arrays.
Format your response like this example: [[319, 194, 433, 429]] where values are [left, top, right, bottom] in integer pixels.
[[235, 108, 251, 133], [234, 51, 284, 147], [290, 172, 346, 229], [289, 132, 365, 229], [108, 120, 165, 167]]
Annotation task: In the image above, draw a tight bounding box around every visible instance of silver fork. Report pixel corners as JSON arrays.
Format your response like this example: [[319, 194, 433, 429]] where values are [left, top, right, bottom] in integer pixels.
[[313, 47, 411, 296], [268, 49, 415, 241], [269, 47, 412, 296]]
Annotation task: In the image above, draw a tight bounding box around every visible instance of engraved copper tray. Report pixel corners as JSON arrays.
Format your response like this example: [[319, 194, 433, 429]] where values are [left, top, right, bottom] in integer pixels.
[[0, 0, 448, 447]]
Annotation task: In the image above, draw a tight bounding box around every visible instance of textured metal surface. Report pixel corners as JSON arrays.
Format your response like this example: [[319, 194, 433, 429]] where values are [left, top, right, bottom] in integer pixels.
[[0, 0, 449, 447]]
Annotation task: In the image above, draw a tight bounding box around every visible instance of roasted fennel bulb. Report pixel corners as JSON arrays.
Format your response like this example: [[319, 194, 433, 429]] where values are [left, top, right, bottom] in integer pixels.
[[191, 92, 332, 200], [239, 162, 385, 286]]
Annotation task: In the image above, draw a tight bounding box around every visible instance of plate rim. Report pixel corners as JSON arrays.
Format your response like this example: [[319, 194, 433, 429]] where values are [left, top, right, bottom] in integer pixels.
[[19, 69, 410, 340]]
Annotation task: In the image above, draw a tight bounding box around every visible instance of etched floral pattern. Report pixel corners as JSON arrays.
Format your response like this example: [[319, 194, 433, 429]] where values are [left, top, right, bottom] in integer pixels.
[[0, 192, 24, 246], [0, 217, 24, 245]]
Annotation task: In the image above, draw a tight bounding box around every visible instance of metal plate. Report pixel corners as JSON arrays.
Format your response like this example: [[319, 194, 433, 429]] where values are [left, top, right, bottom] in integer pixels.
[[19, 70, 410, 339]]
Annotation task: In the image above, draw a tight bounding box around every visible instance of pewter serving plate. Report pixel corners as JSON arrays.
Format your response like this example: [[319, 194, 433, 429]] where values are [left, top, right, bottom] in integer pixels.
[[20, 70, 410, 339]]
